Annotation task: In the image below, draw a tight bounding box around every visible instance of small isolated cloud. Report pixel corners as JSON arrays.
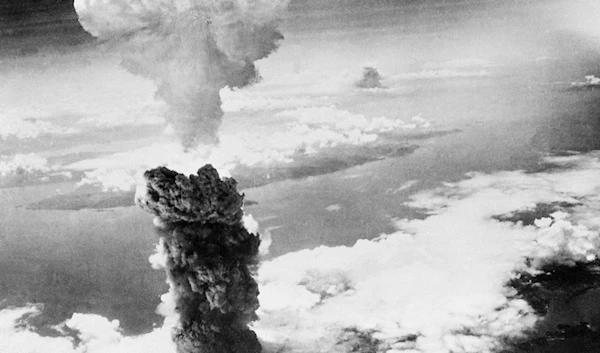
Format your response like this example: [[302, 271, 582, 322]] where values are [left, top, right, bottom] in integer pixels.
[[411, 115, 431, 128], [586, 75, 600, 85], [325, 204, 342, 212], [570, 75, 600, 89]]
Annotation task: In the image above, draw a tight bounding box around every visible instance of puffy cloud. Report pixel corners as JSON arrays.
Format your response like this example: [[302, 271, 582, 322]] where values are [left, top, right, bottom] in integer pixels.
[[0, 153, 49, 177], [77, 168, 137, 192], [0, 154, 76, 187], [254, 152, 600, 352], [0, 305, 176, 353], [64, 142, 218, 192], [65, 143, 209, 174], [570, 74, 600, 89]]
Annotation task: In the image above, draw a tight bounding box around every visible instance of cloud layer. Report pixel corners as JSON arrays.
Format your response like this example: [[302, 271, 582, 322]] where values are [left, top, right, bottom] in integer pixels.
[[61, 106, 429, 191], [4, 152, 600, 352]]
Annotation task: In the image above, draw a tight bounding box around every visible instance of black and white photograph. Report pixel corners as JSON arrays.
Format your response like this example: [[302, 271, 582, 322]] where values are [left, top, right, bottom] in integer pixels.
[[2, 0, 600, 352]]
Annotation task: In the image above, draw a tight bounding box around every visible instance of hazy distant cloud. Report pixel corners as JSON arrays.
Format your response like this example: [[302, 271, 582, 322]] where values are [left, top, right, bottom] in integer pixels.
[[289, 0, 453, 11], [383, 58, 495, 83], [422, 58, 495, 70], [220, 88, 315, 113], [385, 179, 419, 194], [277, 106, 423, 133], [0, 117, 77, 139], [75, 107, 165, 128], [389, 69, 491, 81], [0, 56, 164, 134]]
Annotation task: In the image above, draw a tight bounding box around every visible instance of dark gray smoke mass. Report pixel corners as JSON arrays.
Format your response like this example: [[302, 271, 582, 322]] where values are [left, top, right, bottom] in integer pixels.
[[356, 66, 384, 89], [136, 165, 262, 353], [75, 0, 289, 148]]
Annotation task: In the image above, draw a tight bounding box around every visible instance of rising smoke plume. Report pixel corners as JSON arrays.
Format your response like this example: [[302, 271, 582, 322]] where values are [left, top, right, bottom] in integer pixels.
[[135, 164, 262, 353], [74, 0, 289, 148]]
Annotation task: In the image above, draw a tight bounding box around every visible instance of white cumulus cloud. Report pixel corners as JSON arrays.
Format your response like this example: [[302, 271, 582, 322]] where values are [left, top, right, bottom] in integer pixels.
[[77, 168, 137, 192], [0, 153, 50, 177]]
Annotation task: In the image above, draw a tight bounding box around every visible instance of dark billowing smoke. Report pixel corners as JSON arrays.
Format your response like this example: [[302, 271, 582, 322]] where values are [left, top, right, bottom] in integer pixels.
[[135, 165, 262, 353], [74, 0, 289, 148], [356, 66, 385, 89]]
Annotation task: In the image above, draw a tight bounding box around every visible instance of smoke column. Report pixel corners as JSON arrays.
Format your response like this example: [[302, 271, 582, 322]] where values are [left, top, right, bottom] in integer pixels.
[[135, 164, 262, 353], [74, 0, 289, 148]]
